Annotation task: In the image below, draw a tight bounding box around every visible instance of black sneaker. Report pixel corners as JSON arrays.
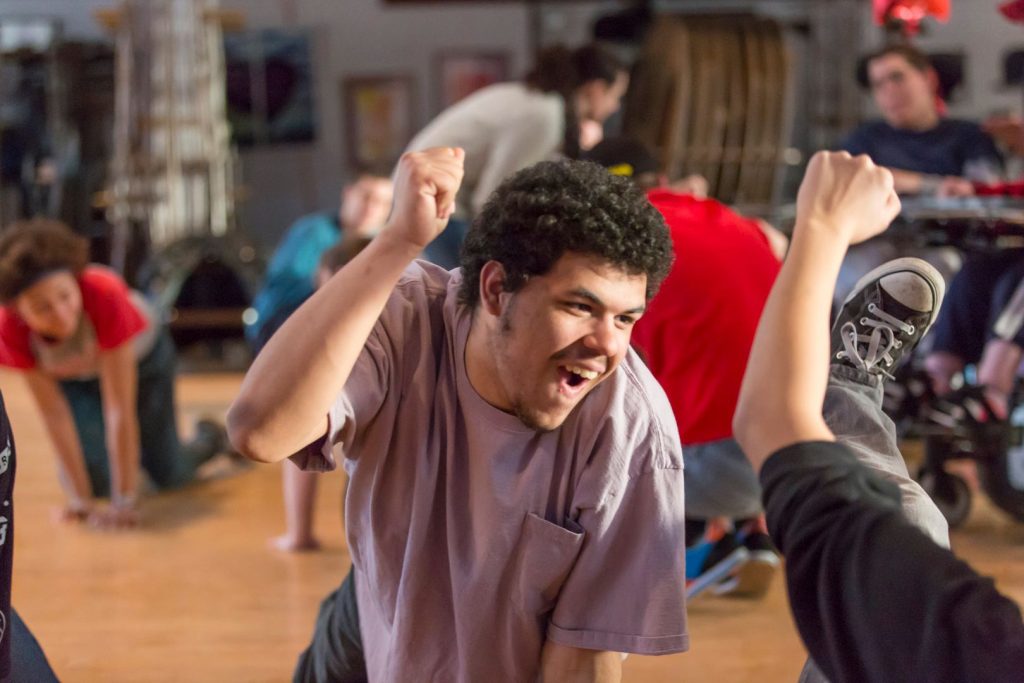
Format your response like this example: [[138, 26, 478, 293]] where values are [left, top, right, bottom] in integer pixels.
[[833, 258, 945, 379]]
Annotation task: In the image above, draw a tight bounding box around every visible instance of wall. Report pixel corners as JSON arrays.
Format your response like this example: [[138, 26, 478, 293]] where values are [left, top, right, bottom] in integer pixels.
[[8, 1, 1023, 245], [1, 0, 534, 247], [233, 0, 534, 246], [860, 4, 1024, 122]]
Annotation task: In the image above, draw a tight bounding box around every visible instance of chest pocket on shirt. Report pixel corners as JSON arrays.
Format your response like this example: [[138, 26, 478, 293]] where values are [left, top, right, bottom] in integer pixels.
[[510, 512, 585, 616]]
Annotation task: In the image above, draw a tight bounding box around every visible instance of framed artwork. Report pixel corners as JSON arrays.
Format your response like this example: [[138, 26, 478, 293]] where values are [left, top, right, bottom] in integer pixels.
[[343, 75, 416, 172], [224, 29, 316, 146], [435, 50, 510, 111]]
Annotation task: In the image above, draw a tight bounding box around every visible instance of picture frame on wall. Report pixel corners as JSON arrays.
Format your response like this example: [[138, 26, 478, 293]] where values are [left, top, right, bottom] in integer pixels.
[[224, 28, 316, 146], [342, 75, 416, 172], [434, 50, 510, 112]]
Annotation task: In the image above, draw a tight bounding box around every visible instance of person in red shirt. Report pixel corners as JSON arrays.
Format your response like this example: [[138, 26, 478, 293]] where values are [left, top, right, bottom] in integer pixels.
[[0, 219, 225, 529], [586, 138, 785, 598]]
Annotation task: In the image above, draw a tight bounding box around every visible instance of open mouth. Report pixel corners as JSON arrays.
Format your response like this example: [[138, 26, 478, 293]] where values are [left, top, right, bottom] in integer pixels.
[[557, 364, 601, 396]]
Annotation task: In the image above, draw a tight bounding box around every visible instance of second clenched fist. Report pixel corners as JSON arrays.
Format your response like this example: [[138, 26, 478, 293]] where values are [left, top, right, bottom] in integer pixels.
[[385, 147, 466, 252], [796, 151, 900, 246]]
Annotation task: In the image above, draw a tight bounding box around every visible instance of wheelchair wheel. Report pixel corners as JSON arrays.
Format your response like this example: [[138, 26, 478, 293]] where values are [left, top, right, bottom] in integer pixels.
[[980, 446, 1024, 522], [918, 467, 972, 528]]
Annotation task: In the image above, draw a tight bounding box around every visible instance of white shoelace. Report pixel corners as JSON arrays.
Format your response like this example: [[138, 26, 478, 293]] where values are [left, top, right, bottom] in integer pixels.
[[836, 302, 916, 379]]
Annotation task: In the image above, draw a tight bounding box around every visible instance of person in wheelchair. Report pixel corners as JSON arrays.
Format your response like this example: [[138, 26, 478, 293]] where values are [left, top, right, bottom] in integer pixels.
[[901, 248, 1024, 525], [924, 250, 1024, 425]]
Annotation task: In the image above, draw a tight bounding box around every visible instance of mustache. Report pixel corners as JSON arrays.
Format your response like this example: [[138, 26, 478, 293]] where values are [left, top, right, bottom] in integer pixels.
[[551, 347, 607, 371]]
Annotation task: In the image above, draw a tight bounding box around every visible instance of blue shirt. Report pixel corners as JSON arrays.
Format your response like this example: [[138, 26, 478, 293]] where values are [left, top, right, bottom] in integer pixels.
[[246, 211, 340, 343], [840, 119, 1002, 179]]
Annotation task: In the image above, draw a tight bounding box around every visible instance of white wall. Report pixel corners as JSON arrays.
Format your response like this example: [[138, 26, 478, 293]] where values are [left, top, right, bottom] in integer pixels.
[[861, 3, 1024, 121], [0, 0, 111, 41]]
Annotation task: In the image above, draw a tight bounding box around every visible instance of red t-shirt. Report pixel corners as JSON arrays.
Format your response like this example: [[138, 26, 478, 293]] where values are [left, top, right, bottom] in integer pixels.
[[0, 266, 148, 374], [632, 191, 781, 445]]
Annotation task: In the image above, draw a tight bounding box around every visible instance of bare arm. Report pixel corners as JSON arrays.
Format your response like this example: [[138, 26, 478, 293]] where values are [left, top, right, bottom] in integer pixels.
[[228, 148, 465, 463], [888, 167, 973, 197], [97, 341, 141, 504], [23, 370, 93, 511], [539, 642, 622, 683], [734, 151, 901, 471]]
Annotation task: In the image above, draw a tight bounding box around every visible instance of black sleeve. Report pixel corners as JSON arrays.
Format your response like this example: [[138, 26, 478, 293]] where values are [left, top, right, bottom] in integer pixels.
[[761, 441, 1024, 683], [0, 390, 13, 683]]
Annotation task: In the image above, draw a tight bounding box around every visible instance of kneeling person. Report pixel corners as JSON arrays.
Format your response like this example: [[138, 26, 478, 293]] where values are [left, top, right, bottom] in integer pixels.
[[228, 148, 688, 682], [0, 220, 226, 528]]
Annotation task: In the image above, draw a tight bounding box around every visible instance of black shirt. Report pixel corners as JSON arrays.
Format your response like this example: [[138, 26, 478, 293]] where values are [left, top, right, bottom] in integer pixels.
[[0, 390, 14, 682], [761, 440, 1024, 683]]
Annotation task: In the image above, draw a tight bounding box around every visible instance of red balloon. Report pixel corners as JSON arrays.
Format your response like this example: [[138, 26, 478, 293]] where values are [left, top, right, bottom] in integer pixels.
[[1000, 0, 1024, 23], [873, 0, 951, 35]]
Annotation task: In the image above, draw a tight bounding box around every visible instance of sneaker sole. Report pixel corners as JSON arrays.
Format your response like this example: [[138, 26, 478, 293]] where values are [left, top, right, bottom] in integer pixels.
[[720, 555, 779, 599], [841, 257, 947, 338], [686, 547, 750, 600]]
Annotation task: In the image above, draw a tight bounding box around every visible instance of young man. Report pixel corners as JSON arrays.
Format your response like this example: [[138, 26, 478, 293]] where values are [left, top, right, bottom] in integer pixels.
[[228, 148, 686, 682], [734, 151, 1024, 682], [245, 174, 393, 354], [842, 44, 1002, 197], [584, 138, 784, 598]]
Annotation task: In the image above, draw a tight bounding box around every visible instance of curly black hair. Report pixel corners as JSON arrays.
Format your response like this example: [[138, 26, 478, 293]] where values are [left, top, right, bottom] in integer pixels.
[[458, 159, 673, 308], [0, 219, 89, 303]]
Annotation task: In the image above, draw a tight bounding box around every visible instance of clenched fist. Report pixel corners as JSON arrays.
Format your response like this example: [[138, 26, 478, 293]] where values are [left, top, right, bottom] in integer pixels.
[[796, 151, 901, 246], [384, 147, 466, 252]]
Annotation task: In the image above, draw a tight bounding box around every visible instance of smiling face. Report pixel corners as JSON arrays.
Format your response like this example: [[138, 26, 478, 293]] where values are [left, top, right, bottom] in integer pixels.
[[13, 270, 83, 341], [467, 252, 647, 432]]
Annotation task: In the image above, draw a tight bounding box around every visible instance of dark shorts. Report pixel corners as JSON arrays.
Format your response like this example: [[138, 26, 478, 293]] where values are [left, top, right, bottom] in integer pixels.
[[929, 249, 1024, 363], [293, 569, 367, 683]]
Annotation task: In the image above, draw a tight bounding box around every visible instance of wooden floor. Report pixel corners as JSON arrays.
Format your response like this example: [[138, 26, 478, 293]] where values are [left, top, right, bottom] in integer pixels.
[[4, 369, 1024, 682]]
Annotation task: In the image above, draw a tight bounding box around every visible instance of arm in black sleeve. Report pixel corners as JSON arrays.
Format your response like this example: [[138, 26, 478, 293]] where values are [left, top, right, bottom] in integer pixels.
[[761, 441, 1024, 683]]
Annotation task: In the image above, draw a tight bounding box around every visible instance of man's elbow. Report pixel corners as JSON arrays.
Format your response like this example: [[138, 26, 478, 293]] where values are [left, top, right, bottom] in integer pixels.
[[226, 402, 278, 464]]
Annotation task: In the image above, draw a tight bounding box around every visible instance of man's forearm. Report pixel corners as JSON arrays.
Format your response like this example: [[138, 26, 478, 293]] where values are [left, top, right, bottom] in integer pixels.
[[888, 168, 926, 194], [230, 147, 465, 464], [228, 232, 421, 463], [734, 221, 844, 468]]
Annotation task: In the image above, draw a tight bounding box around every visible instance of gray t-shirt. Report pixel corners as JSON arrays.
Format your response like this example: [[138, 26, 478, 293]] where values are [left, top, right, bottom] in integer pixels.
[[294, 261, 688, 682]]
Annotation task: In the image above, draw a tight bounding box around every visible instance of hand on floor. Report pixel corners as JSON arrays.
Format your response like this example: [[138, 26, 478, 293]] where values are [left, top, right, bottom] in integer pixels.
[[87, 503, 140, 530], [52, 504, 91, 525]]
